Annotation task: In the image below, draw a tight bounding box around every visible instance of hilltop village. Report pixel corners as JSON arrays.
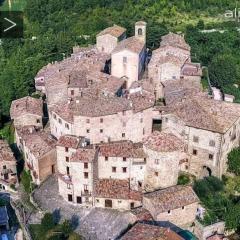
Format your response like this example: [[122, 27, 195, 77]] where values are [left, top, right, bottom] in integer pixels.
[[1, 21, 240, 239]]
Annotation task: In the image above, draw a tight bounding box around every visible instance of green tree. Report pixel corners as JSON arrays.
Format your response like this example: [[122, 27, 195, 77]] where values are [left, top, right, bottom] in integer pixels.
[[228, 148, 240, 176], [41, 213, 56, 233]]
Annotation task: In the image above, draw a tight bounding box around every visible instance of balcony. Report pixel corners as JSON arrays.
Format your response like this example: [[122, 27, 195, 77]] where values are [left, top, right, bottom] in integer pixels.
[[81, 190, 92, 196]]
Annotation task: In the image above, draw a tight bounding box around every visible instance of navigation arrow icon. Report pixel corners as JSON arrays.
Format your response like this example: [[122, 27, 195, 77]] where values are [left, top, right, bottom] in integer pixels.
[[3, 17, 17, 32]]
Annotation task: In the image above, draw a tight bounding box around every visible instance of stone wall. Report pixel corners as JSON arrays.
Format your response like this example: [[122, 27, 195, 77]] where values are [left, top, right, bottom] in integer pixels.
[[97, 34, 118, 54], [14, 114, 42, 128]]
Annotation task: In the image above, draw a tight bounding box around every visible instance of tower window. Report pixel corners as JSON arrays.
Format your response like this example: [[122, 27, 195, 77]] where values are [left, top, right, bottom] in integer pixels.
[[138, 28, 143, 35]]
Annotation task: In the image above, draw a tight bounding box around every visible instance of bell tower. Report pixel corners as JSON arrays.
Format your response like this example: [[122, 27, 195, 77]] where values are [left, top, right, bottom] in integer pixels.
[[135, 21, 147, 44]]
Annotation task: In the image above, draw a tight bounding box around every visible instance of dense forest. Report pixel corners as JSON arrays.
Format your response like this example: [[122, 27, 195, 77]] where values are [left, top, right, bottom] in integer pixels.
[[0, 0, 240, 117]]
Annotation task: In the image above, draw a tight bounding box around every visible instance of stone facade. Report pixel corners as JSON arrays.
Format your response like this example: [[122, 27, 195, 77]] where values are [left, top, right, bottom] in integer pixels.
[[0, 140, 17, 186]]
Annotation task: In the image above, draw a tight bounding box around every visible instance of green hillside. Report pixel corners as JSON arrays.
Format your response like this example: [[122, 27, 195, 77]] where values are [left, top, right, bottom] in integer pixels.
[[0, 0, 26, 11]]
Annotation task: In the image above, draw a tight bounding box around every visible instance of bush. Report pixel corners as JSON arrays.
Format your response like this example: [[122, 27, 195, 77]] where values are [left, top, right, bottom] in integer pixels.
[[228, 148, 240, 176], [41, 213, 55, 233], [21, 169, 32, 193], [177, 174, 190, 185]]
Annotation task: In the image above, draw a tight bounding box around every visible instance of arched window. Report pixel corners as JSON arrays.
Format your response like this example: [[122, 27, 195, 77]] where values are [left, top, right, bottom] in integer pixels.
[[138, 28, 143, 36]]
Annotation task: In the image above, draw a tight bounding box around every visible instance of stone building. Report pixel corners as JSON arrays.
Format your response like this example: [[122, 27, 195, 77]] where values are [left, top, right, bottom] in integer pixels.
[[56, 135, 95, 206], [96, 25, 126, 54], [111, 22, 147, 88], [143, 131, 186, 191], [0, 139, 17, 188], [98, 141, 147, 191], [16, 128, 57, 185], [161, 93, 240, 178], [49, 83, 155, 143], [143, 185, 199, 226], [94, 178, 142, 210], [10, 96, 43, 128], [148, 32, 202, 99], [120, 222, 184, 240]]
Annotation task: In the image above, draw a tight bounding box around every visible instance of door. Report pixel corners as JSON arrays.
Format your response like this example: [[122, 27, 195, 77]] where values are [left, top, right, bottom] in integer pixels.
[[68, 194, 73, 202], [105, 199, 112, 208], [51, 165, 55, 174], [76, 196, 82, 204], [66, 167, 70, 175]]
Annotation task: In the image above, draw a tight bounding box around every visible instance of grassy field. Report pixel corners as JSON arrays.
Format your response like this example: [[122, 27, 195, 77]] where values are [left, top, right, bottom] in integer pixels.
[[0, 0, 26, 11]]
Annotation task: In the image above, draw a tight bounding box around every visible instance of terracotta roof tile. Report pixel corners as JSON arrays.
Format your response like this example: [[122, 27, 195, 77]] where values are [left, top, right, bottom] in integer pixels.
[[10, 96, 43, 119], [71, 148, 96, 162], [94, 179, 142, 201], [143, 132, 185, 152], [144, 185, 199, 214], [161, 33, 190, 51], [97, 25, 126, 38], [121, 223, 184, 240]]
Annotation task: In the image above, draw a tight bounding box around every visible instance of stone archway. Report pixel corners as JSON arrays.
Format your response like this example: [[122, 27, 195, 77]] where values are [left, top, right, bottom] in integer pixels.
[[202, 166, 212, 178]]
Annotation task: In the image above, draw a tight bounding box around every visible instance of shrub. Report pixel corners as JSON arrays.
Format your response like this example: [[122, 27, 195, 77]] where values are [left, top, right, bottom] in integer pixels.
[[177, 174, 190, 185], [228, 148, 240, 176], [21, 169, 32, 193], [41, 213, 55, 233]]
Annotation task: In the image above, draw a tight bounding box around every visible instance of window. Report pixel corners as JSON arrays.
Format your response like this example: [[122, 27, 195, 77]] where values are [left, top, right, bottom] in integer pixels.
[[65, 123, 69, 129], [96, 199, 99, 203], [112, 167, 116, 173], [193, 149, 197, 155], [71, 90, 74, 96], [130, 202, 135, 209], [209, 140, 215, 147], [66, 167, 70, 175], [58, 119, 62, 124], [100, 129, 103, 133], [182, 206, 185, 210], [84, 163, 88, 169], [65, 147, 68, 152], [122, 167, 127, 173], [143, 128, 145, 135], [123, 57, 127, 63], [86, 119, 90, 123], [84, 184, 88, 191], [168, 210, 171, 214], [155, 172, 158, 177], [76, 196, 82, 204], [86, 129, 90, 133], [155, 159, 159, 165], [118, 200, 122, 203], [84, 172, 88, 179], [193, 136, 199, 143], [100, 118, 103, 123], [68, 194, 73, 202], [3, 165, 6, 170], [36, 119, 40, 123], [105, 156, 108, 161], [66, 157, 69, 162], [138, 28, 143, 35], [123, 157, 126, 162], [209, 154, 214, 160], [144, 158, 146, 163], [67, 184, 71, 189], [122, 133, 125, 138]]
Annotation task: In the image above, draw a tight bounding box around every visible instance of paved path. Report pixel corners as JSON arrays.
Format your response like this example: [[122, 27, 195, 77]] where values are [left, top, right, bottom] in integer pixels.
[[33, 176, 136, 240]]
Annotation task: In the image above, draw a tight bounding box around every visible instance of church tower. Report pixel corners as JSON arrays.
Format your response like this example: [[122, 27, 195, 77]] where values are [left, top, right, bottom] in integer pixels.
[[135, 21, 147, 44]]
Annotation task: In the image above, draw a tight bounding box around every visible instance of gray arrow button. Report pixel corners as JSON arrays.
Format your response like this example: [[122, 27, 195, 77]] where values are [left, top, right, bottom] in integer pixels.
[[4, 17, 17, 32]]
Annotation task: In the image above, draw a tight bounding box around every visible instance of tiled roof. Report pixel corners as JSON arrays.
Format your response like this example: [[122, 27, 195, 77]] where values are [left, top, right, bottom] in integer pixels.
[[112, 36, 145, 54], [98, 141, 146, 158], [94, 179, 142, 201], [121, 223, 184, 240], [10, 96, 43, 119], [50, 104, 74, 123], [130, 207, 153, 222], [144, 185, 199, 214], [57, 135, 84, 149], [161, 33, 190, 51], [143, 131, 185, 152], [0, 140, 15, 162], [72, 95, 132, 117], [169, 95, 240, 133], [97, 25, 126, 38], [18, 129, 57, 158], [68, 70, 88, 88], [207, 234, 225, 240], [71, 148, 96, 162]]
